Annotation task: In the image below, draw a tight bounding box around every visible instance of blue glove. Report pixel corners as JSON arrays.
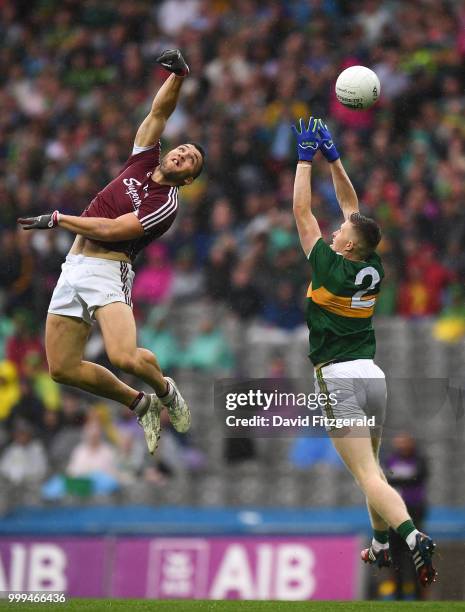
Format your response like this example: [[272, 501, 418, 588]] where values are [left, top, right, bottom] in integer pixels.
[[317, 119, 340, 162], [291, 117, 321, 162]]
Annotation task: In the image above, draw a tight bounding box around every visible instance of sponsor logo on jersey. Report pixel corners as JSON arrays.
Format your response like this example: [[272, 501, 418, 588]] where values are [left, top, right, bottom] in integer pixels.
[[123, 177, 143, 209]]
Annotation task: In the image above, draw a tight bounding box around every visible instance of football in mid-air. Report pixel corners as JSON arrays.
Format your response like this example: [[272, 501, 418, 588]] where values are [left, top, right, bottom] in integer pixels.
[[335, 66, 380, 110]]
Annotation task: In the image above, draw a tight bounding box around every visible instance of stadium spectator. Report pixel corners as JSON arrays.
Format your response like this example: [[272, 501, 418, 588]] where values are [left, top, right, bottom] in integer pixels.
[[432, 284, 465, 343], [0, 317, 14, 361], [115, 430, 146, 485], [0, 360, 20, 422], [356, 0, 393, 44], [5, 312, 43, 376], [21, 349, 61, 411], [171, 247, 205, 300], [205, 241, 235, 302], [262, 281, 304, 331], [49, 391, 88, 469], [397, 267, 432, 318], [0, 419, 48, 485], [138, 309, 182, 372], [67, 419, 121, 495], [228, 265, 263, 321], [6, 378, 45, 433], [41, 409, 64, 448], [167, 214, 205, 264], [132, 243, 174, 306], [0, 229, 35, 316], [399, 246, 454, 317], [182, 319, 235, 373], [382, 434, 429, 600]]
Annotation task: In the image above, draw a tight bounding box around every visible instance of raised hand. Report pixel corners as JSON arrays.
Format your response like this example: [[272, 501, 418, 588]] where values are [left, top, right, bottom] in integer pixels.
[[291, 117, 322, 162], [155, 49, 189, 77], [317, 119, 340, 163]]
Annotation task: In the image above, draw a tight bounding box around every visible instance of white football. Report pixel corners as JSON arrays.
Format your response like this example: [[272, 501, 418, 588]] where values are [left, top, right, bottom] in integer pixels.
[[335, 66, 381, 110]]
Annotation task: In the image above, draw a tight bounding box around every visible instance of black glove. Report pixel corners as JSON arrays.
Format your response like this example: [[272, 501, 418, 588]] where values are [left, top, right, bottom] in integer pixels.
[[18, 210, 60, 230], [156, 49, 189, 76]]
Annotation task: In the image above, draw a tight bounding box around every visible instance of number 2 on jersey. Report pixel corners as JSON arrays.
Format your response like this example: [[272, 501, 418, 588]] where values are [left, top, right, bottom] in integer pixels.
[[351, 266, 381, 309]]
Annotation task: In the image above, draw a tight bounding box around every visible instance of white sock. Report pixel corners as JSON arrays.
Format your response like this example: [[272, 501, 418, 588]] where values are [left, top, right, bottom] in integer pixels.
[[158, 379, 175, 405], [406, 529, 421, 551], [132, 392, 150, 416], [371, 538, 389, 553]]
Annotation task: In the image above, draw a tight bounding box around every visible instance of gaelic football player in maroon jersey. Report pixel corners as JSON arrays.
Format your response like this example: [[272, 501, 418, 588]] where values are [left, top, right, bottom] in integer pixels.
[[18, 50, 204, 454]]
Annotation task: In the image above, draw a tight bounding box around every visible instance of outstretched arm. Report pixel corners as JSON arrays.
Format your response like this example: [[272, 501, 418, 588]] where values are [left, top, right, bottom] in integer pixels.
[[134, 49, 189, 148], [329, 159, 359, 219], [291, 117, 322, 256], [18, 211, 144, 242], [317, 120, 359, 219], [293, 162, 322, 256]]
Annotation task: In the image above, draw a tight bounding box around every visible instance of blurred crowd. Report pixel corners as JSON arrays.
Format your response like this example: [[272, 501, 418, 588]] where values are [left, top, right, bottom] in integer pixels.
[[1, 0, 465, 494]]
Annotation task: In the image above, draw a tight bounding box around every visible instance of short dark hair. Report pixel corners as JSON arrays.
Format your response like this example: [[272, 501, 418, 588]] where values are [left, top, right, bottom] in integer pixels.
[[186, 141, 205, 179], [349, 212, 381, 257]]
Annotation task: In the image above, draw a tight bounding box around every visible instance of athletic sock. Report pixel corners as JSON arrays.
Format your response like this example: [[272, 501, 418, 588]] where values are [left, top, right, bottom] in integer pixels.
[[129, 391, 149, 415], [158, 379, 175, 405], [372, 529, 389, 552], [396, 519, 420, 551]]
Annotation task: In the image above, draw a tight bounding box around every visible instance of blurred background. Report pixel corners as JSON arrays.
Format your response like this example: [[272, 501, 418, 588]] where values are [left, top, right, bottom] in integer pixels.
[[0, 0, 465, 602]]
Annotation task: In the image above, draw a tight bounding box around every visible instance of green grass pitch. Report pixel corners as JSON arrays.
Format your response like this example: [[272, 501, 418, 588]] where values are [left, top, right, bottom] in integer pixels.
[[0, 600, 463, 611]]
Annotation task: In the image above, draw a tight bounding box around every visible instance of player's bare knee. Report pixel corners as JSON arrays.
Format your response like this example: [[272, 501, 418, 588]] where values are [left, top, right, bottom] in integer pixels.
[[110, 352, 137, 373], [356, 470, 383, 494], [139, 347, 161, 371], [49, 363, 74, 385]]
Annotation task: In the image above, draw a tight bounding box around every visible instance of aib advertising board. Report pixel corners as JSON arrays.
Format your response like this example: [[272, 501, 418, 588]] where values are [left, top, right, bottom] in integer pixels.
[[0, 536, 359, 600]]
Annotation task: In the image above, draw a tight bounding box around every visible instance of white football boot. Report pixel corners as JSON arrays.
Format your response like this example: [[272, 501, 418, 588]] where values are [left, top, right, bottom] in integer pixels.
[[163, 377, 191, 433], [135, 394, 162, 454]]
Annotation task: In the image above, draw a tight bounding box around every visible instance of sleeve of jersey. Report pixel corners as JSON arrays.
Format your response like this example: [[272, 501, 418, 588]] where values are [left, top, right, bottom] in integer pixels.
[[307, 238, 338, 273], [136, 187, 178, 232], [120, 142, 161, 172]]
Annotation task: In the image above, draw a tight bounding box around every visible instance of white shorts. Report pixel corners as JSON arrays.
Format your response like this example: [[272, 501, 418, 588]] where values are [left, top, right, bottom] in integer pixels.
[[48, 254, 135, 325], [314, 359, 387, 432]]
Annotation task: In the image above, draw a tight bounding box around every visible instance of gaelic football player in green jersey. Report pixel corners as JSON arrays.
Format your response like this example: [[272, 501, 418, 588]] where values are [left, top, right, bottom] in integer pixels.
[[291, 117, 437, 587]]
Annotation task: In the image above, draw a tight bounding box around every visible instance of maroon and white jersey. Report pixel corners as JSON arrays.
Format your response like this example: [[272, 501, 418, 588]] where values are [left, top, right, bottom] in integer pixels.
[[81, 142, 178, 261]]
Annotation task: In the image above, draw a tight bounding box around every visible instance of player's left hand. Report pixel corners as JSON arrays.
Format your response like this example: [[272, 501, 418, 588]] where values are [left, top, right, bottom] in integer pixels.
[[156, 49, 189, 77], [317, 119, 340, 162], [17, 211, 60, 230], [291, 117, 321, 162]]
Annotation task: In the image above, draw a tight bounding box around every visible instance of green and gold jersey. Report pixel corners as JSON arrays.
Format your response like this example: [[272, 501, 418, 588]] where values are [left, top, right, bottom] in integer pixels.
[[306, 238, 384, 366]]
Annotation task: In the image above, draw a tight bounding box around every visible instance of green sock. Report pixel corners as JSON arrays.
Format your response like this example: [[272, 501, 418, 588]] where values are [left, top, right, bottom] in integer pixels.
[[396, 519, 416, 541], [373, 529, 389, 544]]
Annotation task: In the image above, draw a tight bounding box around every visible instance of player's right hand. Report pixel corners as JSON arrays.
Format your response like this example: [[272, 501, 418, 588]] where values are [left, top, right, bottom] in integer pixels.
[[317, 119, 340, 162], [17, 210, 60, 230], [291, 117, 321, 162], [156, 49, 189, 77]]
